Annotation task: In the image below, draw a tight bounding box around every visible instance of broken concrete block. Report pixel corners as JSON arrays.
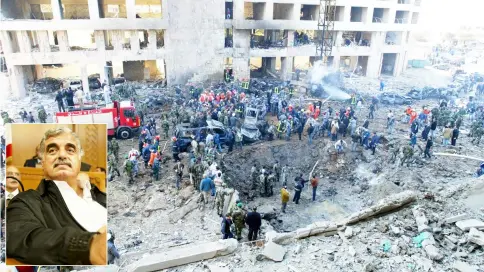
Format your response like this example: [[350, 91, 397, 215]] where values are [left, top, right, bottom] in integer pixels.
[[452, 261, 478, 272], [412, 206, 431, 232], [456, 219, 484, 231], [390, 226, 401, 236], [205, 263, 230, 272], [444, 214, 469, 224], [145, 196, 167, 213], [345, 190, 417, 224], [130, 239, 238, 272], [468, 228, 484, 246], [344, 226, 354, 238], [423, 243, 443, 261], [348, 246, 356, 257], [263, 241, 286, 262]]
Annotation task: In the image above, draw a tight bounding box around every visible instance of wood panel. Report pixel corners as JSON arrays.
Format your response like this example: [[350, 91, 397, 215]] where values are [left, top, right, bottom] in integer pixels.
[[17, 167, 106, 193]]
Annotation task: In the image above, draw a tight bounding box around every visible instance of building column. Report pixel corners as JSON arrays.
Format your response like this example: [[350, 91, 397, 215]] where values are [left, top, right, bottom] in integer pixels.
[[365, 5, 374, 24], [366, 54, 381, 78], [80, 65, 90, 94], [51, 0, 63, 20], [112, 30, 124, 51], [333, 54, 341, 69], [0, 31, 14, 53], [130, 30, 140, 52], [281, 57, 293, 81], [335, 31, 343, 47], [388, 8, 396, 23], [343, 5, 351, 22], [88, 0, 100, 19], [292, 4, 301, 20], [56, 31, 70, 51], [161, 0, 167, 18], [37, 31, 51, 52], [126, 0, 136, 20], [233, 58, 250, 80], [147, 30, 157, 50], [94, 30, 106, 51], [286, 30, 295, 46], [233, 0, 244, 20], [9, 66, 28, 98], [264, 2, 274, 20], [17, 31, 32, 53]]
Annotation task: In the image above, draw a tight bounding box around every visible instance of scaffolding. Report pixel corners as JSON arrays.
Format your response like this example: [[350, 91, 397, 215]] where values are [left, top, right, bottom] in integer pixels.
[[316, 0, 337, 62]]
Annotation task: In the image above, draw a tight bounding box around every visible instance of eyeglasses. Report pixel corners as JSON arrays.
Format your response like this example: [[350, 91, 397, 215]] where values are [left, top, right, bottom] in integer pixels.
[[7, 172, 20, 177]]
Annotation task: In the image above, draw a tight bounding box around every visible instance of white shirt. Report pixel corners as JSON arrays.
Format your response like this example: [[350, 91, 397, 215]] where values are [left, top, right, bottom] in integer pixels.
[[6, 189, 19, 200], [53, 180, 107, 232]]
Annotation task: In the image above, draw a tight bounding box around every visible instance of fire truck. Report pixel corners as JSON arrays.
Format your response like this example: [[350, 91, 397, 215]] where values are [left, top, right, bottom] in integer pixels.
[[55, 101, 141, 139]]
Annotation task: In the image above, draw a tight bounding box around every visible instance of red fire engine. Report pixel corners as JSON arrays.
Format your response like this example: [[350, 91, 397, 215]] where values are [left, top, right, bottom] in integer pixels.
[[55, 101, 141, 139]]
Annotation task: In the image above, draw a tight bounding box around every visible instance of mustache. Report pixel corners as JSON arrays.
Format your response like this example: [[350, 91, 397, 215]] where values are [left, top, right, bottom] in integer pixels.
[[54, 159, 72, 168]]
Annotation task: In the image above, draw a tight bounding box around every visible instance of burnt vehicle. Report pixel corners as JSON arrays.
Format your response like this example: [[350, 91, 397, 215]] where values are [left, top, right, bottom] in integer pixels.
[[378, 92, 412, 105], [31, 77, 63, 93], [174, 120, 229, 152], [88, 77, 102, 90]]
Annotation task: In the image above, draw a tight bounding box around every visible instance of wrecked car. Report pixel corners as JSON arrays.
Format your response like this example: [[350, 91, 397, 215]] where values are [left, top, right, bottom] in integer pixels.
[[31, 77, 63, 93], [241, 106, 263, 143], [174, 120, 229, 152], [378, 92, 412, 105]]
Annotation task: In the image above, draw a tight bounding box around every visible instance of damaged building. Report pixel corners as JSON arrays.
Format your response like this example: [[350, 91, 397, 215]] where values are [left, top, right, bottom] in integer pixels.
[[0, 0, 421, 97]]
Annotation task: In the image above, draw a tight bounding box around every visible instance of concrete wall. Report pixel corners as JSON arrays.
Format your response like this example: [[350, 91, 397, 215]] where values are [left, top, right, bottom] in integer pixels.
[[164, 0, 225, 84]]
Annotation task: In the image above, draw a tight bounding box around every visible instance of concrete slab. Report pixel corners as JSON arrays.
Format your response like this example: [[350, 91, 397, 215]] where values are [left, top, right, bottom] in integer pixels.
[[263, 241, 286, 262], [455, 219, 484, 231], [468, 228, 484, 246], [130, 239, 238, 272], [206, 263, 230, 272], [444, 214, 469, 224], [452, 261, 478, 272]]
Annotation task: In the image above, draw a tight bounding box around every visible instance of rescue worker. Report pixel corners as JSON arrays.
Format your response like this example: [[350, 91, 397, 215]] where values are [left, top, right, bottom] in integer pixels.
[[152, 154, 161, 181], [193, 159, 205, 191], [245, 207, 262, 241], [107, 232, 120, 265], [281, 164, 288, 186], [273, 161, 280, 183], [128, 148, 140, 177], [174, 161, 184, 189], [38, 107, 47, 123], [108, 153, 120, 181], [162, 118, 170, 139], [231, 202, 246, 241], [111, 138, 119, 161], [123, 155, 134, 184], [280, 186, 290, 213], [259, 172, 267, 197], [216, 183, 234, 217], [267, 171, 276, 197], [221, 214, 234, 239], [293, 180, 303, 204], [401, 145, 414, 167], [424, 138, 433, 159]]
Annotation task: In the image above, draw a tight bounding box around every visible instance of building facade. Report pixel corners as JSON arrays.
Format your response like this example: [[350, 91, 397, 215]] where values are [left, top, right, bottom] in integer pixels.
[[0, 0, 421, 98]]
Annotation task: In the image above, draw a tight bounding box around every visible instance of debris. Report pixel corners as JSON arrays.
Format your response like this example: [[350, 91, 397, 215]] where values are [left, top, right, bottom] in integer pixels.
[[344, 226, 354, 238], [412, 206, 432, 232], [444, 214, 470, 224], [381, 240, 391, 252], [168, 195, 200, 223], [467, 228, 484, 246], [262, 241, 286, 262], [345, 190, 417, 224], [129, 239, 238, 272], [455, 219, 484, 231], [205, 263, 230, 272], [452, 261, 478, 272], [348, 245, 356, 256]]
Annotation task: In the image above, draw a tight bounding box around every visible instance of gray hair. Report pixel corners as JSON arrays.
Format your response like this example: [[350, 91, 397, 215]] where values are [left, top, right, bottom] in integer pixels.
[[38, 127, 84, 158]]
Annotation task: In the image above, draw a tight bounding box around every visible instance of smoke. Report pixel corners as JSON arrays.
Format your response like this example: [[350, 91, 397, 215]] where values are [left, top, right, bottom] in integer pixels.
[[307, 61, 351, 101]]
